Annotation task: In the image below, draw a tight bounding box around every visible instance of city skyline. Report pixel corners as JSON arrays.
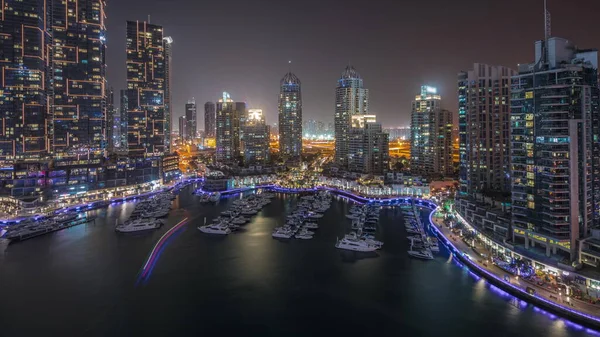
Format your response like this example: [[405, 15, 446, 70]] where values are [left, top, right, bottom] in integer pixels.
[[105, 0, 600, 127]]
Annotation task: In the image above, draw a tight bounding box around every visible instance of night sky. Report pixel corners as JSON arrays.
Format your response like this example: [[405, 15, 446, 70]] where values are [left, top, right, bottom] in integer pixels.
[[106, 0, 600, 128]]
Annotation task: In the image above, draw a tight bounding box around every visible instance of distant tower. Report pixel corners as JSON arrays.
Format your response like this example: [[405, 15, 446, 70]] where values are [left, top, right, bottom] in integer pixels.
[[204, 102, 216, 138], [334, 65, 369, 168], [410, 85, 453, 177], [216, 92, 246, 163], [278, 70, 303, 159], [185, 99, 197, 141], [243, 109, 270, 165]]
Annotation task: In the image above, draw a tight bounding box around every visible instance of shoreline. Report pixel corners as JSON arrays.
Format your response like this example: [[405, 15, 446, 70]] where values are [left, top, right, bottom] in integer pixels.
[[426, 206, 600, 331]]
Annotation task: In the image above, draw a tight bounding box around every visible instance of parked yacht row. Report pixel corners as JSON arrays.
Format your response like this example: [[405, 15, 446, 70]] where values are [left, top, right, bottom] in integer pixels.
[[0, 211, 94, 242], [198, 192, 275, 235], [335, 204, 384, 252], [115, 192, 175, 233], [403, 205, 437, 260], [272, 191, 332, 240]]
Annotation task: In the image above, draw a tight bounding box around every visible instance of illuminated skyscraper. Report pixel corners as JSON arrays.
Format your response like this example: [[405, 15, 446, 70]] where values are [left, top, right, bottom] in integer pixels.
[[334, 65, 369, 168], [458, 64, 515, 196], [204, 102, 216, 138], [216, 92, 245, 163], [126, 20, 166, 157], [163, 36, 173, 152], [278, 72, 302, 159], [242, 109, 270, 165], [119, 90, 129, 151], [348, 116, 389, 175], [0, 0, 51, 159], [185, 99, 197, 141], [410, 85, 453, 177], [106, 87, 118, 151], [51, 0, 107, 158], [511, 37, 600, 261]]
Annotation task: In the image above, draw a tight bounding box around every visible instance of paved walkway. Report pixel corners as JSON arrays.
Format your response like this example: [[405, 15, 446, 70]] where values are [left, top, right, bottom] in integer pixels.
[[431, 215, 600, 318]]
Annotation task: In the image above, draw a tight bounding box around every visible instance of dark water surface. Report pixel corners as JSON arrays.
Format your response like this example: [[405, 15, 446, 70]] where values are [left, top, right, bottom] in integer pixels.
[[0, 187, 596, 336]]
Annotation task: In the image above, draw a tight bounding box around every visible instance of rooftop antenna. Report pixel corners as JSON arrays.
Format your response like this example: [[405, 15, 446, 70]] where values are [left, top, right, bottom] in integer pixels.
[[288, 60, 291, 72]]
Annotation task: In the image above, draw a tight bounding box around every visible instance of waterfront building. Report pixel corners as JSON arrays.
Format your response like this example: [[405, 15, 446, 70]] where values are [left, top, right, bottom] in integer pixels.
[[161, 153, 180, 183], [216, 92, 246, 163], [458, 64, 515, 197], [334, 65, 369, 168], [163, 36, 173, 152], [511, 37, 600, 262], [410, 86, 453, 178], [204, 102, 216, 138], [126, 20, 166, 157], [242, 109, 270, 165], [179, 116, 187, 141], [278, 72, 303, 159], [185, 99, 197, 141]]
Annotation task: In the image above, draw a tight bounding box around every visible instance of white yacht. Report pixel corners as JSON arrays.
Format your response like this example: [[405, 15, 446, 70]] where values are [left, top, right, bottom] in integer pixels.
[[116, 218, 162, 233], [304, 223, 319, 229], [198, 223, 231, 235], [335, 237, 378, 252], [209, 192, 221, 202], [231, 216, 247, 225], [295, 233, 313, 239], [408, 249, 434, 260], [272, 228, 294, 239], [428, 237, 440, 253]]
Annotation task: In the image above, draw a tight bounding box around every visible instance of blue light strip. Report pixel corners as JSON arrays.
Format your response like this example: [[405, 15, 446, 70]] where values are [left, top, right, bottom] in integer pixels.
[[426, 206, 600, 328]]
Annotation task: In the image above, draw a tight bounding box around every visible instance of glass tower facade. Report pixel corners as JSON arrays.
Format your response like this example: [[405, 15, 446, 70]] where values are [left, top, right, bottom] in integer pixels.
[[334, 65, 368, 168], [278, 72, 302, 159], [511, 37, 600, 261], [126, 20, 165, 157], [216, 92, 245, 163]]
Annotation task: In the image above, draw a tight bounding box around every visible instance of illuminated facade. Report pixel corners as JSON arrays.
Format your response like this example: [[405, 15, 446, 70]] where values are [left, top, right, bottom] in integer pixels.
[[410, 86, 453, 177], [204, 102, 216, 138], [119, 90, 128, 151], [278, 72, 302, 159], [126, 20, 166, 157], [185, 99, 197, 141], [242, 109, 270, 165], [216, 92, 245, 163], [51, 0, 107, 159], [163, 36, 173, 152], [0, 0, 51, 160], [335, 65, 369, 167], [511, 37, 600, 261], [458, 64, 515, 196], [348, 119, 389, 175]]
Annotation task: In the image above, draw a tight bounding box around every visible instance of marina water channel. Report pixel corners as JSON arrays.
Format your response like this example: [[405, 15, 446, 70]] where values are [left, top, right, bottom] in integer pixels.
[[0, 185, 596, 336]]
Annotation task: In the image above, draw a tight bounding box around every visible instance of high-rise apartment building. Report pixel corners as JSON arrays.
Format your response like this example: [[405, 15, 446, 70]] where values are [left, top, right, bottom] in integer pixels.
[[178, 116, 186, 140], [410, 86, 453, 177], [278, 72, 302, 159], [348, 118, 389, 175], [0, 0, 50, 159], [163, 36, 173, 152], [216, 92, 246, 163], [204, 102, 216, 138], [242, 109, 270, 165], [511, 37, 600, 261], [458, 64, 516, 197], [126, 20, 166, 157], [335, 65, 369, 168], [185, 99, 197, 141], [51, 0, 107, 158]]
